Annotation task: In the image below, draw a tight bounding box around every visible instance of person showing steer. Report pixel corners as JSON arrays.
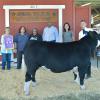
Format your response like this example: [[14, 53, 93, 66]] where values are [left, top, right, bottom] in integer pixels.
[[79, 20, 93, 79]]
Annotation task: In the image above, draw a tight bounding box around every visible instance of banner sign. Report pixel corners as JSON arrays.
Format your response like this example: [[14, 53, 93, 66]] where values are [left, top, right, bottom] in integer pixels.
[[10, 10, 58, 23]]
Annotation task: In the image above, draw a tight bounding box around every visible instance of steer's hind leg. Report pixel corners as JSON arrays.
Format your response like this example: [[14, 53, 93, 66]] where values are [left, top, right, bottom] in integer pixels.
[[73, 67, 80, 85], [31, 65, 40, 87], [78, 67, 86, 90], [73, 72, 80, 85], [24, 72, 32, 95]]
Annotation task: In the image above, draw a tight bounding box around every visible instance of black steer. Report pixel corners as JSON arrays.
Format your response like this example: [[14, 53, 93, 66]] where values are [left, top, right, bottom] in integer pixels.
[[24, 31, 100, 95]]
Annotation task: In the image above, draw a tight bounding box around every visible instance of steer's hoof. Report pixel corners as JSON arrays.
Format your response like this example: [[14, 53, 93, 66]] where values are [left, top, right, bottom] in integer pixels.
[[80, 85, 85, 90]]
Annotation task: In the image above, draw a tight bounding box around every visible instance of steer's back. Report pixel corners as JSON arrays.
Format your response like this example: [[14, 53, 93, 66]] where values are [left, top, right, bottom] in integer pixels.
[[24, 40, 90, 73]]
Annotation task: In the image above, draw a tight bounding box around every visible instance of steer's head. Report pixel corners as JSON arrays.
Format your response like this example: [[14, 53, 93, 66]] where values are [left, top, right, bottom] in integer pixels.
[[88, 31, 100, 47]]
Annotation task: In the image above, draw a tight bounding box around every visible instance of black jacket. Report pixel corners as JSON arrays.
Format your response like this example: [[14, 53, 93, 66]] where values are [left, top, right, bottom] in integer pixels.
[[29, 34, 42, 41]]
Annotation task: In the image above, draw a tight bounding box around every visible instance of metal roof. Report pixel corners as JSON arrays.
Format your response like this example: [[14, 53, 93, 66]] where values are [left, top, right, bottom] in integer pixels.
[[75, 0, 100, 25]]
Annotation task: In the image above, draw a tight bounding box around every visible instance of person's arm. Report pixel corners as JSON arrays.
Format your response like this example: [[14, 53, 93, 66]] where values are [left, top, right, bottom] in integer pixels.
[[42, 28, 46, 41], [71, 31, 74, 41], [54, 27, 59, 42], [37, 34, 42, 41], [40, 35, 43, 41], [62, 32, 64, 42], [0, 35, 6, 51], [1, 35, 4, 44], [79, 30, 84, 40], [13, 33, 18, 43], [13, 33, 18, 49], [1, 36, 4, 44], [11, 35, 14, 49], [85, 27, 93, 32], [28, 34, 32, 40], [14, 42, 17, 49]]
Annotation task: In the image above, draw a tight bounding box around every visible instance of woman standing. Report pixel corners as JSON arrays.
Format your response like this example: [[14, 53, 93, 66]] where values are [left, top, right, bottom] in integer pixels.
[[29, 28, 42, 41], [14, 26, 29, 69], [63, 22, 73, 42]]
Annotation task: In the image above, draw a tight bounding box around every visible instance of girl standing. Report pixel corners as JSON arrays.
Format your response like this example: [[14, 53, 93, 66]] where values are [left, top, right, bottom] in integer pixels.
[[1, 27, 13, 70], [29, 28, 42, 41]]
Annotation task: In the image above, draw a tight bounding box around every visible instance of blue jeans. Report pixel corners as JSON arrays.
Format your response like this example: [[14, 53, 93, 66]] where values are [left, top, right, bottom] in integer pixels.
[[2, 53, 11, 70]]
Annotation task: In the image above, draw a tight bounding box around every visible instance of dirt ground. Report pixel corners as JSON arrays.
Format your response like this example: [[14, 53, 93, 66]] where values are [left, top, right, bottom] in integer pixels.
[[0, 65, 100, 99]]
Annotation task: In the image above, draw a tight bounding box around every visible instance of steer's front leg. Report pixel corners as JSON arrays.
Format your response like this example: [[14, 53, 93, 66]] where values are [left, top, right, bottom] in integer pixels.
[[24, 72, 32, 95]]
